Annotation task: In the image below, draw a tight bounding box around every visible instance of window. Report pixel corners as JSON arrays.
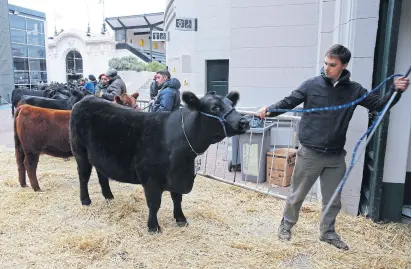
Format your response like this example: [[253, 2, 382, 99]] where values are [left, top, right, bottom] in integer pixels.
[[115, 29, 126, 42], [29, 59, 47, 71], [66, 50, 83, 74], [27, 32, 45, 46], [10, 29, 26, 44], [41, 72, 47, 83], [14, 72, 29, 84], [28, 46, 46, 58], [26, 19, 44, 33], [9, 14, 25, 30], [13, 58, 29, 71], [11, 44, 27, 57], [9, 14, 48, 86]]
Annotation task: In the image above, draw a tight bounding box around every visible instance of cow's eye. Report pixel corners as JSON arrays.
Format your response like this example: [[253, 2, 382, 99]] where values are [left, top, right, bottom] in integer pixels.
[[211, 106, 220, 112]]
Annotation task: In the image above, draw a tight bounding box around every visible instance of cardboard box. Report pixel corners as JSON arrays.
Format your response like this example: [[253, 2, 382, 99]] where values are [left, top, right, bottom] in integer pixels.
[[266, 148, 297, 187]]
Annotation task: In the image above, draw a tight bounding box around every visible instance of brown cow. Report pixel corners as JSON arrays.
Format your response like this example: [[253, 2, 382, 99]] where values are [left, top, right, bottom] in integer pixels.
[[113, 92, 140, 110], [14, 105, 72, 191]]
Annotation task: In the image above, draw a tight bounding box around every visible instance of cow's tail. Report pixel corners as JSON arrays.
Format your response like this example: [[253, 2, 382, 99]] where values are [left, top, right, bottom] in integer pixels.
[[14, 107, 25, 168]]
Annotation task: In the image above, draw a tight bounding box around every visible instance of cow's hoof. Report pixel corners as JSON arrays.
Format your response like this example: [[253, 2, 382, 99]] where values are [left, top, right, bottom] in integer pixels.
[[148, 227, 161, 234], [104, 194, 114, 200], [20, 184, 27, 188], [33, 187, 42, 192], [81, 199, 92, 206], [176, 221, 188, 227]]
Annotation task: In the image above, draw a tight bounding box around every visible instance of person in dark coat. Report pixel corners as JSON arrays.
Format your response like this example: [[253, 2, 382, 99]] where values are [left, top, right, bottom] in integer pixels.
[[152, 70, 181, 112], [101, 68, 127, 101]]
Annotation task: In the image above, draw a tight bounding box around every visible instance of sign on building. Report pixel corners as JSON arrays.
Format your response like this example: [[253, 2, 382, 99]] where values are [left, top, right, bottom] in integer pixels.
[[152, 31, 169, 41], [175, 17, 197, 31]]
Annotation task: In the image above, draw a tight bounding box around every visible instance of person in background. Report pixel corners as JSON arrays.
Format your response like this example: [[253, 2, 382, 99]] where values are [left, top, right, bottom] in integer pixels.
[[95, 74, 109, 97], [152, 70, 181, 112], [150, 74, 159, 100], [101, 68, 127, 101], [83, 74, 97, 94]]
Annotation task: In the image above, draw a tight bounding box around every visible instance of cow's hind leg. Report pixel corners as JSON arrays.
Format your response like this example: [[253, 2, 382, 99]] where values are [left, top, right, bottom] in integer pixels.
[[15, 140, 26, 187], [143, 180, 163, 234], [171, 192, 188, 227], [96, 170, 114, 200], [76, 156, 93, 205], [24, 152, 41, 191]]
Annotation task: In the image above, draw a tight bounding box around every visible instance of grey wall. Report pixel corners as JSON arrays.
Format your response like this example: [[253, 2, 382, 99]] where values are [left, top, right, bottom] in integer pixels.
[[0, 0, 14, 103]]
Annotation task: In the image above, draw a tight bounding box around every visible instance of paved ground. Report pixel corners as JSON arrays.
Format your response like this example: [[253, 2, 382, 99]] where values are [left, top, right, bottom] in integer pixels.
[[0, 105, 14, 151]]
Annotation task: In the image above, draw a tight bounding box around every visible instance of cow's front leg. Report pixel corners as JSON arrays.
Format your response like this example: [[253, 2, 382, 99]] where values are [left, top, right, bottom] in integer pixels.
[[171, 192, 188, 227], [143, 180, 163, 234]]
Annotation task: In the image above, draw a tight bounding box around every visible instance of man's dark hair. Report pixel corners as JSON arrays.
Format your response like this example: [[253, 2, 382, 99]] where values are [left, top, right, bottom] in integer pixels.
[[325, 44, 351, 65], [156, 70, 171, 79]]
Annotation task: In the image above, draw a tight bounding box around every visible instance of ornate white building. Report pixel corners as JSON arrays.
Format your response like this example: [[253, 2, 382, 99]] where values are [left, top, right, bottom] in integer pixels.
[[47, 28, 116, 83]]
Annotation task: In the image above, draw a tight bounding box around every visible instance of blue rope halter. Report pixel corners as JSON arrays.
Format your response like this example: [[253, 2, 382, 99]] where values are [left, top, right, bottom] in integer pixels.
[[199, 107, 235, 137]]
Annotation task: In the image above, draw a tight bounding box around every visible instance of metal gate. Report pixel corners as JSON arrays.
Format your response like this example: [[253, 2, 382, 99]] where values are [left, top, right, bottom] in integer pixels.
[[197, 111, 319, 200]]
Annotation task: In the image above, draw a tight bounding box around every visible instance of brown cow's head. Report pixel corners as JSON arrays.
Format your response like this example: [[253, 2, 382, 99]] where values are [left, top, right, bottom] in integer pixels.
[[113, 92, 140, 110]]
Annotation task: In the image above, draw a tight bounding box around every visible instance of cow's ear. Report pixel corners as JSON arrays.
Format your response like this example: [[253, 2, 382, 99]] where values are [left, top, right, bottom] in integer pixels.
[[114, 95, 121, 104], [226, 91, 239, 107], [182, 91, 201, 110], [131, 92, 139, 99]]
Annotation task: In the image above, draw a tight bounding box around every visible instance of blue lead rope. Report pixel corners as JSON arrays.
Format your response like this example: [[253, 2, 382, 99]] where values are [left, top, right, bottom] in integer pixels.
[[267, 73, 404, 114]]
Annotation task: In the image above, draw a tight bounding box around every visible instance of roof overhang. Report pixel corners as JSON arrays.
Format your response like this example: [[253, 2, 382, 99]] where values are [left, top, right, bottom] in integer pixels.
[[105, 12, 164, 32]]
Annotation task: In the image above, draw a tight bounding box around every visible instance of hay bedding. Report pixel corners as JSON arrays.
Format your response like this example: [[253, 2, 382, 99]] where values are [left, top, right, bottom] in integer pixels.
[[0, 148, 410, 269]]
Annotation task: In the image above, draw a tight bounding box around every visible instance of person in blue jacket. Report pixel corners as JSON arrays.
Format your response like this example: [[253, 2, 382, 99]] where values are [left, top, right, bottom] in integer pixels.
[[152, 70, 181, 112], [83, 74, 97, 94]]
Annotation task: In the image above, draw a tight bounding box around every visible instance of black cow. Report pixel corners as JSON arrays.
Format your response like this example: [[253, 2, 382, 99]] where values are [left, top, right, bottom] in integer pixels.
[[11, 88, 54, 116], [69, 91, 249, 233], [18, 89, 84, 110]]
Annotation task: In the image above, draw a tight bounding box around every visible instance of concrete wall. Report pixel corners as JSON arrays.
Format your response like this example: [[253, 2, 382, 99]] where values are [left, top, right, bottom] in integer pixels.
[[383, 0, 411, 184], [230, 0, 318, 108], [47, 29, 116, 83], [0, 0, 14, 102]]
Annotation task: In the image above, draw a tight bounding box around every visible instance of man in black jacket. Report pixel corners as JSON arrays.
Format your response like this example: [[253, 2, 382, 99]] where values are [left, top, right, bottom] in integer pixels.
[[256, 44, 409, 250]]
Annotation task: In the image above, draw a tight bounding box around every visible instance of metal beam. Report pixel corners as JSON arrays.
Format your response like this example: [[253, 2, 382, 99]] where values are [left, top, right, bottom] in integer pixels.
[[116, 17, 126, 28], [143, 15, 151, 26], [154, 26, 163, 31]]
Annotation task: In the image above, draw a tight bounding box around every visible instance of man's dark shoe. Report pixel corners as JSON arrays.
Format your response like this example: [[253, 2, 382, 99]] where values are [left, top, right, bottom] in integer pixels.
[[320, 237, 349, 250], [278, 223, 291, 241]]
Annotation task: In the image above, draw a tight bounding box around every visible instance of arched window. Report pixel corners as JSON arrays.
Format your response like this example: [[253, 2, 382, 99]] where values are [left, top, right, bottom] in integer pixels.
[[66, 50, 83, 75], [66, 50, 83, 83]]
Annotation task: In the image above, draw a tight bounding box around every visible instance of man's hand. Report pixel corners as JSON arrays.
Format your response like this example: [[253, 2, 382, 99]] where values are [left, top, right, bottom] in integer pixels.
[[256, 106, 269, 118], [394, 77, 409, 92]]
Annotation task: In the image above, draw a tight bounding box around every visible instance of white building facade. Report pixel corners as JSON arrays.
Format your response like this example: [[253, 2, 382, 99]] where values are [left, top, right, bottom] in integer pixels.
[[47, 29, 117, 83]]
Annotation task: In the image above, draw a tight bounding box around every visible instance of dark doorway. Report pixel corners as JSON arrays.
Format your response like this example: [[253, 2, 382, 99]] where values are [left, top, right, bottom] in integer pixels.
[[206, 60, 229, 97]]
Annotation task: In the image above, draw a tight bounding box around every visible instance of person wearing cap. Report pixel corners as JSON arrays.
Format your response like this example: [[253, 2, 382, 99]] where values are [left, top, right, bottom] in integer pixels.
[[83, 74, 97, 94], [101, 68, 127, 101]]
